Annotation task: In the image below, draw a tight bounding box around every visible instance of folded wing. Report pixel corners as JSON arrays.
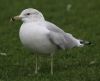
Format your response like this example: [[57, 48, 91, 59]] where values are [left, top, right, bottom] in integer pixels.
[[46, 21, 82, 49]]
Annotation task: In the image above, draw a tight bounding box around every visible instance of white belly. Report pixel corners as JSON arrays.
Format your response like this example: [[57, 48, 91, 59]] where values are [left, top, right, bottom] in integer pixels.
[[19, 23, 57, 54]]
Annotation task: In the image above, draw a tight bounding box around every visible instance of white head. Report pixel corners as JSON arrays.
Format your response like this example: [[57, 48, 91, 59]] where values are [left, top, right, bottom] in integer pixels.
[[11, 8, 45, 23]]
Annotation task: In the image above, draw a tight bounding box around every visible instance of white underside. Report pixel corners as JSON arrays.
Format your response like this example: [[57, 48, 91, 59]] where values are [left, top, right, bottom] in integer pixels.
[[19, 22, 57, 54]]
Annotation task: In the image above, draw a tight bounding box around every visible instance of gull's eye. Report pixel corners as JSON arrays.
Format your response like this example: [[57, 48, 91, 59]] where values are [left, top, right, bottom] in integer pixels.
[[26, 13, 31, 15]]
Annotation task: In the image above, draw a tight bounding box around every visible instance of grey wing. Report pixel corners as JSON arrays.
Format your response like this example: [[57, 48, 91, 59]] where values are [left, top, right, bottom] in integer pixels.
[[46, 21, 65, 33], [47, 31, 68, 49], [46, 21, 81, 49]]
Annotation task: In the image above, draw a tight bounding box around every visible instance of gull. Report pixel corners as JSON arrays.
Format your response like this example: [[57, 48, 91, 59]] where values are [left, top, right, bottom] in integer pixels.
[[11, 8, 91, 75]]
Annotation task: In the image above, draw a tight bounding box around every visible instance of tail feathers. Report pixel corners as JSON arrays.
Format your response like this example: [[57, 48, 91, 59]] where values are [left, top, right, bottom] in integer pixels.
[[80, 40, 91, 45]]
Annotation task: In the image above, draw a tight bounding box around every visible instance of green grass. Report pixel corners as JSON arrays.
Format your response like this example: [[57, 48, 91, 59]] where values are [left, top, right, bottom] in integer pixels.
[[0, 0, 100, 81]]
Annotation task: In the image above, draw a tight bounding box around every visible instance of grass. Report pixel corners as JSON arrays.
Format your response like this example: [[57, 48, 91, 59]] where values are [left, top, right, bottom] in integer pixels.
[[0, 0, 100, 81]]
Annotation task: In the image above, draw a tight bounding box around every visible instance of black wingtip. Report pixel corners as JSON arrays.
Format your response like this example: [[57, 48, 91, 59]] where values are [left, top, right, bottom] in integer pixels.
[[87, 42, 92, 45], [80, 40, 92, 45]]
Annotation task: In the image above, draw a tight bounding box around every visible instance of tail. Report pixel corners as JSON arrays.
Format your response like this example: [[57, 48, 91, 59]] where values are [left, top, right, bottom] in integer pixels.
[[79, 40, 91, 46], [76, 39, 92, 47], [80, 40, 91, 45]]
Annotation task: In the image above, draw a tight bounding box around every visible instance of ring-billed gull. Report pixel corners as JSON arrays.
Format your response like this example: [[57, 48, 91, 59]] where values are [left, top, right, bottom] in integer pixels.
[[11, 8, 91, 75]]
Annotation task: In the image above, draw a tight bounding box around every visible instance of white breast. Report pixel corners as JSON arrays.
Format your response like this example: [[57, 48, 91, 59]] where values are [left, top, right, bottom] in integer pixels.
[[19, 22, 57, 54]]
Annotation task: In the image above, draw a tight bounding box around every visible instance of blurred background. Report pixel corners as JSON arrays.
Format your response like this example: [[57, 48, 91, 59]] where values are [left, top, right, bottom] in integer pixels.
[[0, 0, 100, 81]]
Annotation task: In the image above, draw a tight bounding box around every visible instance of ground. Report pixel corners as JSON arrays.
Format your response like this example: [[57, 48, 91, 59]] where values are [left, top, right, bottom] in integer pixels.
[[0, 0, 100, 81]]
